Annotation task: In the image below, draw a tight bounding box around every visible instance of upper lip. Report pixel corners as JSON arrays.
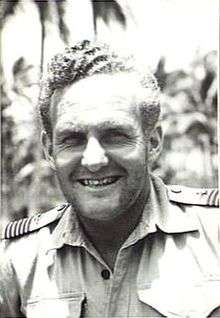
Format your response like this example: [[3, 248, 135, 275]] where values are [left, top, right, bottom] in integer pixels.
[[77, 175, 122, 181]]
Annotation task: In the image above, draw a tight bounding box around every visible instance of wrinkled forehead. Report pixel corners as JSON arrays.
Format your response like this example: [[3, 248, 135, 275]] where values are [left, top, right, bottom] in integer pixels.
[[50, 72, 153, 126]]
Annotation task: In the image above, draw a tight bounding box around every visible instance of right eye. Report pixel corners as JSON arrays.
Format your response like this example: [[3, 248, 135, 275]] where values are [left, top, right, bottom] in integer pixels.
[[57, 133, 86, 148]]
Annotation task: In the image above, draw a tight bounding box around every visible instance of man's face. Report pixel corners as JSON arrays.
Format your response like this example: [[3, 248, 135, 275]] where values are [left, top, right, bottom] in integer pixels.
[[45, 73, 157, 222]]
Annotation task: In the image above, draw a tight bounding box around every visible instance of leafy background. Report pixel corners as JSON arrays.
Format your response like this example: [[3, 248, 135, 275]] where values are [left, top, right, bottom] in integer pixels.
[[0, 0, 218, 228]]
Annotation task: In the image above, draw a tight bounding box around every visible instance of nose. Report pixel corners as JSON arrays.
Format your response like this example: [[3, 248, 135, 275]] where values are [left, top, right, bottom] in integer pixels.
[[81, 136, 108, 172]]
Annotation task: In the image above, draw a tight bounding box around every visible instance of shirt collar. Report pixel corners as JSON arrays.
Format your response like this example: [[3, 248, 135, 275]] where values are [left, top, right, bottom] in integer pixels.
[[122, 175, 199, 248], [48, 175, 199, 251], [48, 206, 84, 251], [148, 175, 199, 234]]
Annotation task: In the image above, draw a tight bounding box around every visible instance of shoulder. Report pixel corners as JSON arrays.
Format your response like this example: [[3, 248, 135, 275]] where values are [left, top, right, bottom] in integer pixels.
[[166, 184, 219, 208], [166, 185, 219, 248], [0, 203, 69, 240]]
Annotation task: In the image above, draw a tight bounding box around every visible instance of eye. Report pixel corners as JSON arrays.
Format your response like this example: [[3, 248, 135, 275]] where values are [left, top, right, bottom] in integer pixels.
[[59, 133, 86, 148], [102, 129, 131, 145]]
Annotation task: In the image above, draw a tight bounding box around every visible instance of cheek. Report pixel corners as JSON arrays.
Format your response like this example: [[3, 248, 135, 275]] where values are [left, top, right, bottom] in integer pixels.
[[54, 155, 81, 184], [108, 142, 147, 164], [54, 150, 81, 169]]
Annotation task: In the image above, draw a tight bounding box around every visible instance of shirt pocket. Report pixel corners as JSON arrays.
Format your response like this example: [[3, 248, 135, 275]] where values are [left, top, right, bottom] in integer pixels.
[[25, 292, 85, 318], [137, 279, 220, 318]]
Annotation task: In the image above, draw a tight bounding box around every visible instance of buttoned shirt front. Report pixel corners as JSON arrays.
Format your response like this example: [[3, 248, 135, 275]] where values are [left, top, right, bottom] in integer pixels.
[[1, 176, 220, 317]]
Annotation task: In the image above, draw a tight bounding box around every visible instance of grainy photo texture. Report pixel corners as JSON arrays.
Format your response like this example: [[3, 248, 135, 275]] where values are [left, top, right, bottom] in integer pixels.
[[0, 1, 219, 317]]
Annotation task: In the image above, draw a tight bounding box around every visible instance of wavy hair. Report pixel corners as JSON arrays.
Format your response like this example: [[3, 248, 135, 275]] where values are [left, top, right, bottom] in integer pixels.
[[38, 40, 160, 138]]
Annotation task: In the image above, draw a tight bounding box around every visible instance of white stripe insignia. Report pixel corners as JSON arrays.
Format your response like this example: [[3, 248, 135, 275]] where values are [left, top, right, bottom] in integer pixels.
[[1, 203, 69, 240]]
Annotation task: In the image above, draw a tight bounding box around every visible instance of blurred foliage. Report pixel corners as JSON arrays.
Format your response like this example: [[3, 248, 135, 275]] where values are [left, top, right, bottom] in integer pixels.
[[153, 50, 218, 188], [91, 0, 126, 32], [0, 0, 69, 43], [1, 58, 64, 222], [1, 1, 218, 225]]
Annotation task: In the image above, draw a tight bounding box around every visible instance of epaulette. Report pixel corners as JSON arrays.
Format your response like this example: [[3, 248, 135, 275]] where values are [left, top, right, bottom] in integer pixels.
[[1, 203, 69, 240], [167, 185, 219, 207]]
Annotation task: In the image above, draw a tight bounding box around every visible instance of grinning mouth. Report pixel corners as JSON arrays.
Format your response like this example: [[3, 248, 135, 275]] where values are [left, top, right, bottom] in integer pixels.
[[78, 176, 121, 187]]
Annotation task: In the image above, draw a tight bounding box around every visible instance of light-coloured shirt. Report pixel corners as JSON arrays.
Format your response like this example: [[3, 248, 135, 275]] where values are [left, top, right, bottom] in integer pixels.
[[0, 176, 220, 317]]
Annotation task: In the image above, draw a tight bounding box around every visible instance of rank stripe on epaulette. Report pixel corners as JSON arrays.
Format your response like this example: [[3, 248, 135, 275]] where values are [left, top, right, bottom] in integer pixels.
[[4, 216, 34, 239], [21, 217, 29, 234], [2, 203, 69, 240], [5, 221, 12, 239], [207, 189, 219, 206]]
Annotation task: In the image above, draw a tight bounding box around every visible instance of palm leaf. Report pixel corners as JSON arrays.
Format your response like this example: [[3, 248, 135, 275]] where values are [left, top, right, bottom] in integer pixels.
[[0, 0, 19, 26], [0, 0, 68, 41], [56, 1, 69, 44], [91, 0, 126, 33]]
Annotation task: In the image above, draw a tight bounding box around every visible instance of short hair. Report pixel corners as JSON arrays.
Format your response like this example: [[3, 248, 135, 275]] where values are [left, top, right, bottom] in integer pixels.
[[38, 40, 160, 138]]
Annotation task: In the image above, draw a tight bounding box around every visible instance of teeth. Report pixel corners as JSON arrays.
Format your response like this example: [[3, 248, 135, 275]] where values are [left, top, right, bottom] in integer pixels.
[[79, 177, 119, 187]]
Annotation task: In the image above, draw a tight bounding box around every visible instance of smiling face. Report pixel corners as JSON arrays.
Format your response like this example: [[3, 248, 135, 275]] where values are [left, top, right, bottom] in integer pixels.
[[43, 73, 161, 222]]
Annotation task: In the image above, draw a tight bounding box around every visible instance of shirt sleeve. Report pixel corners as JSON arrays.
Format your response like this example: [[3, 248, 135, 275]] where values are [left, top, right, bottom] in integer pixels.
[[0, 240, 24, 318]]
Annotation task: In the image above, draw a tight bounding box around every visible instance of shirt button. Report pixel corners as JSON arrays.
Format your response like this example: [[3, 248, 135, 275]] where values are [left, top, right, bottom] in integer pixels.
[[101, 269, 110, 280]]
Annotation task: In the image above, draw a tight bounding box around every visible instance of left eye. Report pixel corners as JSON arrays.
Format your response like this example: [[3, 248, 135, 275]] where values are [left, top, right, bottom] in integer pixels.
[[102, 132, 129, 144]]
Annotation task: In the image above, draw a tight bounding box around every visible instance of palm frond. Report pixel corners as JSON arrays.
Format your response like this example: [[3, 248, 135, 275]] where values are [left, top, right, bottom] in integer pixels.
[[91, 0, 126, 33], [34, 1, 50, 24], [0, 0, 19, 26], [55, 1, 69, 44], [34, 1, 69, 44]]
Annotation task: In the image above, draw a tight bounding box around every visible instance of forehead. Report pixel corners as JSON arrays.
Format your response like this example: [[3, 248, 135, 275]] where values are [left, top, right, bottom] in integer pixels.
[[51, 73, 147, 131]]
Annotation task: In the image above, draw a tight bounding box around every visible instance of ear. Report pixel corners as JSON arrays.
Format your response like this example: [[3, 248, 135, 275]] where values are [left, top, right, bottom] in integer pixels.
[[41, 130, 56, 170], [148, 125, 163, 164]]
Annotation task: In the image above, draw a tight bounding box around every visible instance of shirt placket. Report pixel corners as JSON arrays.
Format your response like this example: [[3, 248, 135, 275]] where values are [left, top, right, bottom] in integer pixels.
[[104, 221, 153, 317], [74, 241, 114, 317], [105, 247, 132, 317]]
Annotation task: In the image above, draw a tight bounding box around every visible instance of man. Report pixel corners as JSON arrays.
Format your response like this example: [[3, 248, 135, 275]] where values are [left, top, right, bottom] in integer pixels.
[[0, 40, 219, 317]]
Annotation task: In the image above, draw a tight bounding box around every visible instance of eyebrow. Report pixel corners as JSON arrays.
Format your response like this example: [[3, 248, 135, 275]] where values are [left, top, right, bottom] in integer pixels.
[[54, 126, 86, 140], [95, 120, 135, 132], [55, 120, 136, 136]]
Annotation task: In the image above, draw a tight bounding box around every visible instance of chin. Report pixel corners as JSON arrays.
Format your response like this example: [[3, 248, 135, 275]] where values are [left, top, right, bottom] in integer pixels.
[[82, 206, 119, 222]]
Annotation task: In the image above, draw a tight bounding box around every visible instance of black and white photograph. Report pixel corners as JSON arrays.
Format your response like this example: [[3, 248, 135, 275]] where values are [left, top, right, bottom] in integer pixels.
[[0, 1, 219, 317]]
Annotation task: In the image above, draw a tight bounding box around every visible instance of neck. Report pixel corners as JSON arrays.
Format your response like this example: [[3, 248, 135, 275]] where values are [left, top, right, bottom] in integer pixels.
[[77, 187, 149, 266]]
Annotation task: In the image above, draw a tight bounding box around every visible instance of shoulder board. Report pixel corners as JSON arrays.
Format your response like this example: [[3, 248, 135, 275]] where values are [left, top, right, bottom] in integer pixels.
[[1, 203, 69, 240], [167, 185, 219, 207]]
